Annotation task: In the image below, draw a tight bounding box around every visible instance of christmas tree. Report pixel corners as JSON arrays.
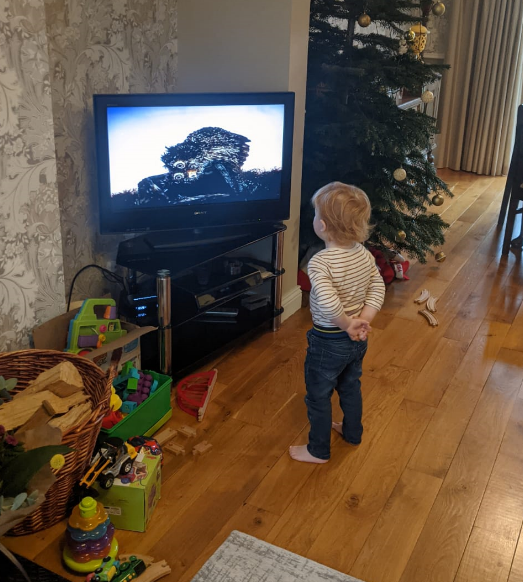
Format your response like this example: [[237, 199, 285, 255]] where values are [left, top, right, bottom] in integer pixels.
[[301, 0, 451, 263]]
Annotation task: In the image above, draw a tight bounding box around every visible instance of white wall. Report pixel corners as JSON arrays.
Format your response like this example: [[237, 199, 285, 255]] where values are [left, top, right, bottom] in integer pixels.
[[177, 0, 310, 316]]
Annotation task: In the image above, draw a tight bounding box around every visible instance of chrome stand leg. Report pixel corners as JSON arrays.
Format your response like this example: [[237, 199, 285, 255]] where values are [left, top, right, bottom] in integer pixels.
[[272, 230, 285, 332], [157, 269, 172, 375]]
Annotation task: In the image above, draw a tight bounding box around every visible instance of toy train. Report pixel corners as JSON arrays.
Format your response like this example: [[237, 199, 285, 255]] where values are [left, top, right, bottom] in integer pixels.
[[87, 555, 146, 582]]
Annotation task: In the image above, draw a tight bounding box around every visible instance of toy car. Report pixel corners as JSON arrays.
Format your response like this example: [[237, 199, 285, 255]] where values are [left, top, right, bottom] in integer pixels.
[[86, 556, 120, 582], [80, 437, 138, 490], [127, 436, 163, 464]]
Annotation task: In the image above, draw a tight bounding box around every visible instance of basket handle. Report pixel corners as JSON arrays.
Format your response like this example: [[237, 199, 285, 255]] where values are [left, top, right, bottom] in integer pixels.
[[106, 347, 122, 388]]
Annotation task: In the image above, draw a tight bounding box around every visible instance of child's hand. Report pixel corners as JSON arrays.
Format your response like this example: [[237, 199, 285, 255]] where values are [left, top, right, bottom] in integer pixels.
[[346, 317, 371, 341]]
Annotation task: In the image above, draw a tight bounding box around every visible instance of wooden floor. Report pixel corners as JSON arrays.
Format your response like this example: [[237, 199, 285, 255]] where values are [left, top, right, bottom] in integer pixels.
[[5, 170, 523, 582]]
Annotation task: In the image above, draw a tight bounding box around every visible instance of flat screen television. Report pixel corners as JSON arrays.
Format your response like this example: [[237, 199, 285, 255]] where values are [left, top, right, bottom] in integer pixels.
[[93, 92, 295, 235]]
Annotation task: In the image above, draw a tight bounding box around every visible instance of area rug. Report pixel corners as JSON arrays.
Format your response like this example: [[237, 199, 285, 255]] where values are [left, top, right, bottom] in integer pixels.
[[191, 531, 365, 582]]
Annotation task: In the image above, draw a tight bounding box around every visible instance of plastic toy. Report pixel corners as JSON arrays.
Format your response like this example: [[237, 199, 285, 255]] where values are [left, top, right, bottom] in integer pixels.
[[176, 369, 217, 421], [86, 556, 120, 582], [80, 437, 137, 490], [127, 436, 163, 463], [66, 299, 127, 355], [112, 556, 146, 582], [63, 497, 118, 573]]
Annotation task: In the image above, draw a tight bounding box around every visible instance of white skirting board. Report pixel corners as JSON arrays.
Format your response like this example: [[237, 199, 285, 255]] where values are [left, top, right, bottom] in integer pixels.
[[281, 285, 303, 322]]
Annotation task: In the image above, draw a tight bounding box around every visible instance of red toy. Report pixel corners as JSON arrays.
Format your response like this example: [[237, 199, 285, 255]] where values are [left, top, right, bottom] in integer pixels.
[[127, 436, 163, 464], [176, 369, 218, 422]]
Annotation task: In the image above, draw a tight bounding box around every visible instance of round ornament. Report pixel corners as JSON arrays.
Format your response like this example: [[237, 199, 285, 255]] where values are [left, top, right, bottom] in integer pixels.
[[405, 30, 416, 43], [435, 251, 446, 263], [432, 194, 444, 207], [432, 2, 446, 16], [396, 230, 407, 242], [421, 90, 434, 103], [409, 24, 428, 56], [427, 152, 435, 163], [393, 167, 407, 182], [358, 13, 372, 27]]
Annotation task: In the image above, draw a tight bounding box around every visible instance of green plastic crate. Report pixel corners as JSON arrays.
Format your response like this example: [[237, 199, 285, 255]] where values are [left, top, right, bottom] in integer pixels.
[[101, 371, 172, 441]]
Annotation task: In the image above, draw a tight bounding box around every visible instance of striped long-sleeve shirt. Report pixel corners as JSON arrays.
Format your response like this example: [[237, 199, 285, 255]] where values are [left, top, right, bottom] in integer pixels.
[[308, 245, 386, 327]]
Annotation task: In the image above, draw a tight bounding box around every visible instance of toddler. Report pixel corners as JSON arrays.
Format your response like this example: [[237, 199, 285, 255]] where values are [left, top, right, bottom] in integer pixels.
[[290, 182, 385, 464]]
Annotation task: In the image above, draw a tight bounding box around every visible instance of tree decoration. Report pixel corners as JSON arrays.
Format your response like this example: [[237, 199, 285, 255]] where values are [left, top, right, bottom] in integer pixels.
[[358, 12, 372, 27], [409, 24, 428, 56], [301, 1, 452, 264], [393, 168, 407, 181], [421, 90, 434, 103], [427, 151, 435, 164], [435, 251, 446, 262], [432, 194, 444, 206], [432, 2, 446, 16]]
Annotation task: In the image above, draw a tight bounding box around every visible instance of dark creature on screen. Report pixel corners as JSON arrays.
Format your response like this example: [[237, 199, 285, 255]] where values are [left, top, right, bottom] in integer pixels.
[[112, 127, 281, 208]]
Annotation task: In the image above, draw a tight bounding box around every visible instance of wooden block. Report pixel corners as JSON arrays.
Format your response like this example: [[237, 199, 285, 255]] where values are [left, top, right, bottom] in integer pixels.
[[20, 362, 84, 398], [178, 425, 197, 438], [42, 391, 89, 416], [14, 406, 52, 437], [164, 442, 186, 456], [192, 441, 212, 456], [154, 427, 178, 446], [48, 402, 93, 432]]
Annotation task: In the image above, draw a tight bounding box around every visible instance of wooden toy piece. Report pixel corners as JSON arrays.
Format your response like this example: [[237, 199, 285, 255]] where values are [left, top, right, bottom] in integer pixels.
[[154, 427, 178, 445], [21, 361, 84, 398], [414, 289, 431, 304], [178, 425, 197, 438], [426, 296, 438, 313], [192, 441, 213, 456], [418, 309, 439, 327], [164, 442, 186, 456], [176, 369, 218, 422]]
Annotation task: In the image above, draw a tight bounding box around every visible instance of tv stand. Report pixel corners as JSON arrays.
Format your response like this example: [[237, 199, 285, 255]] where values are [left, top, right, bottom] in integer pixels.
[[117, 223, 286, 377]]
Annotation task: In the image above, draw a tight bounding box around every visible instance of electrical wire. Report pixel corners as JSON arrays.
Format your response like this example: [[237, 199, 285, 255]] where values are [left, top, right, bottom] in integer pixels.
[[66, 264, 125, 312]]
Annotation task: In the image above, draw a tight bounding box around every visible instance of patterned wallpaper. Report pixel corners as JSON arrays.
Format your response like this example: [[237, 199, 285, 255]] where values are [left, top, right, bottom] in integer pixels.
[[0, 0, 65, 352], [44, 0, 178, 300]]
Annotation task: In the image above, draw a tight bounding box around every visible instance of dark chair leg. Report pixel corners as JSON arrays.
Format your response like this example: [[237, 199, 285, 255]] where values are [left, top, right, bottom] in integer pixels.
[[502, 196, 519, 255], [498, 179, 512, 227]]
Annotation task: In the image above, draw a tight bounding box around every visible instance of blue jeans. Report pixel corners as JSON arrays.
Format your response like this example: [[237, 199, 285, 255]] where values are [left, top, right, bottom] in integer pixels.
[[305, 329, 367, 460]]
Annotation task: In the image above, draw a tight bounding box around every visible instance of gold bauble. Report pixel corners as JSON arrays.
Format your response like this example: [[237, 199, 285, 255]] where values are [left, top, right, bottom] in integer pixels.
[[432, 194, 444, 207], [435, 251, 446, 263], [432, 2, 446, 16], [405, 30, 416, 43], [409, 24, 428, 55], [396, 230, 407, 242], [358, 13, 372, 27], [421, 90, 434, 104], [393, 167, 407, 181]]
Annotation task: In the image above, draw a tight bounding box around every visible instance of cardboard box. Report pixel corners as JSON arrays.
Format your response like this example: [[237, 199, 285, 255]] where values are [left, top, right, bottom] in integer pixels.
[[94, 453, 161, 532], [33, 308, 156, 373]]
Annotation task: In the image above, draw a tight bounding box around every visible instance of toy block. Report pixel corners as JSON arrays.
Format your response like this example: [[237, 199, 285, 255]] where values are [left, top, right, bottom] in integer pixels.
[[104, 305, 117, 320], [178, 425, 197, 438], [122, 361, 134, 375], [164, 442, 185, 456], [127, 394, 141, 403], [78, 335, 98, 348], [150, 380, 159, 393], [112, 369, 140, 387], [192, 441, 212, 456], [121, 401, 138, 414], [127, 377, 139, 392], [154, 427, 178, 445]]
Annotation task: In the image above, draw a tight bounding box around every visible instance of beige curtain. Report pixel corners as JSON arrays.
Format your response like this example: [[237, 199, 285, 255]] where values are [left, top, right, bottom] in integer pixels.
[[437, 0, 523, 176]]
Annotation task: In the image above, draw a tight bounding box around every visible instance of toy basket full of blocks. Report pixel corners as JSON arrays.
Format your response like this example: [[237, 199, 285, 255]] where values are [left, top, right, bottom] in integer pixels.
[[0, 349, 119, 536]]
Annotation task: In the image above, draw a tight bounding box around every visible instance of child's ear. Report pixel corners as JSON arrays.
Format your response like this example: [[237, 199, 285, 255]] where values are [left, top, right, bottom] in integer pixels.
[[319, 219, 327, 233]]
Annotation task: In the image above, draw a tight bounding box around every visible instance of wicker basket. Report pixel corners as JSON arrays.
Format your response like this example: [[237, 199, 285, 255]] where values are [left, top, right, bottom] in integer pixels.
[[0, 349, 118, 536]]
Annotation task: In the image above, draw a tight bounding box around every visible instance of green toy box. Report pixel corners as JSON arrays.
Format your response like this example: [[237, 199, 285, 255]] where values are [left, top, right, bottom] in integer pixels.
[[100, 371, 172, 441], [94, 453, 161, 532]]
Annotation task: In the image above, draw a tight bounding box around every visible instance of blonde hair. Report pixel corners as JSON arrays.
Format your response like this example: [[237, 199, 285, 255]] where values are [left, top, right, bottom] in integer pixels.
[[312, 182, 372, 244]]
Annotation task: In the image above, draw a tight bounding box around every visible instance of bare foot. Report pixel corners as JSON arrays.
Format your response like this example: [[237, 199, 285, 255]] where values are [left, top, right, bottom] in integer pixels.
[[332, 422, 343, 436], [289, 445, 328, 464], [332, 422, 360, 446]]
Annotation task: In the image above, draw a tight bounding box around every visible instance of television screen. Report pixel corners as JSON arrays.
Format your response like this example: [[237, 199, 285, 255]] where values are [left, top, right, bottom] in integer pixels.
[[94, 93, 295, 234]]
